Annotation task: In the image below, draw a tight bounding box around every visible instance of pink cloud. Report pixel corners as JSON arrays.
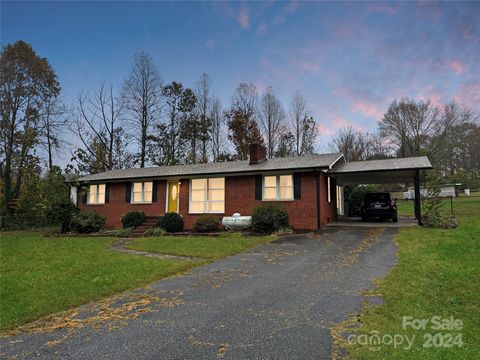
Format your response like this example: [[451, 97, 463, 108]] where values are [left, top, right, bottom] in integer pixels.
[[238, 6, 249, 29], [454, 82, 480, 111], [272, 1, 298, 25], [333, 117, 365, 132], [444, 60, 465, 75], [418, 91, 444, 108], [317, 122, 335, 136], [257, 23, 266, 35], [350, 101, 383, 120], [259, 57, 298, 85], [365, 3, 397, 15], [299, 61, 320, 73]]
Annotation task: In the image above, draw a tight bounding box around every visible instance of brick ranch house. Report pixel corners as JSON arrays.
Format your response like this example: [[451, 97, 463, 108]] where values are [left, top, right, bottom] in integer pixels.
[[70, 144, 432, 230]]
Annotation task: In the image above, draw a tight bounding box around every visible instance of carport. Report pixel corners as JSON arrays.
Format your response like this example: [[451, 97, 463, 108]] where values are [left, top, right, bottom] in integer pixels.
[[328, 156, 433, 225]]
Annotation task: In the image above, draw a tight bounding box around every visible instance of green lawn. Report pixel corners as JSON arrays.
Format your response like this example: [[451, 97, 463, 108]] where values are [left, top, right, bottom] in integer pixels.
[[345, 197, 480, 359], [126, 232, 274, 260], [0, 231, 273, 332], [0, 233, 200, 331]]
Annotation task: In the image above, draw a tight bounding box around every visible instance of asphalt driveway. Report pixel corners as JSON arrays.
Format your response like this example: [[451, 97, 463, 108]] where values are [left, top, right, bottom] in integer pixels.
[[1, 227, 397, 360]]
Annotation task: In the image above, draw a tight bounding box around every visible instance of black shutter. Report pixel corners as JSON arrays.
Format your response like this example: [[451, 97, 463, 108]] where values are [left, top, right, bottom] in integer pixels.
[[105, 184, 110, 203], [293, 173, 301, 200], [81, 188, 87, 204], [152, 181, 158, 202], [125, 182, 131, 203], [255, 175, 262, 200]]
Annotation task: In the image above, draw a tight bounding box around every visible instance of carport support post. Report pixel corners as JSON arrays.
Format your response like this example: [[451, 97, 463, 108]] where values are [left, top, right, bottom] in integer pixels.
[[414, 170, 422, 225]]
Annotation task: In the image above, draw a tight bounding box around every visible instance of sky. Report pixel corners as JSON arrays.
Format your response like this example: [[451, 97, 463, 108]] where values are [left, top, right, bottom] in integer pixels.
[[2, 1, 480, 158]]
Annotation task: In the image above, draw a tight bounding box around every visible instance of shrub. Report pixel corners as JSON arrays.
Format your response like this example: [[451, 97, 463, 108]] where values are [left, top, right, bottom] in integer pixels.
[[422, 176, 457, 229], [121, 211, 146, 228], [157, 212, 184, 233], [347, 185, 376, 216], [252, 203, 289, 234], [71, 210, 106, 233], [144, 227, 165, 237], [113, 227, 133, 237], [193, 215, 222, 233]]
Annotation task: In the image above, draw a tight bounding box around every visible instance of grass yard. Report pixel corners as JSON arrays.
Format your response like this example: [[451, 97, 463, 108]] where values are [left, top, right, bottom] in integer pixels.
[[126, 232, 274, 260], [0, 231, 273, 332], [0, 233, 200, 332], [345, 197, 480, 359]]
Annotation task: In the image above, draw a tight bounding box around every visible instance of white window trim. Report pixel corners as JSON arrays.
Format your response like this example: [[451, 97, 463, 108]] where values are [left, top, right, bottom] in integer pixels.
[[327, 177, 331, 203], [189, 178, 225, 214], [87, 184, 106, 205], [131, 181, 153, 204], [262, 175, 294, 201]]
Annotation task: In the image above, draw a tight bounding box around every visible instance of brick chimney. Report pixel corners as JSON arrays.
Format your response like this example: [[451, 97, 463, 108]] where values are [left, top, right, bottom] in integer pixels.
[[249, 143, 267, 165]]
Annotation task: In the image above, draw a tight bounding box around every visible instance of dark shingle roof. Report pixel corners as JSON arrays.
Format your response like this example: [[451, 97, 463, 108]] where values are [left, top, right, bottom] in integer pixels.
[[76, 153, 344, 182], [330, 156, 432, 174]]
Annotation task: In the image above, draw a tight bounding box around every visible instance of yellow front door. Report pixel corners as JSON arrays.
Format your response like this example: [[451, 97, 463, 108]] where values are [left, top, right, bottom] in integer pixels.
[[167, 182, 179, 213]]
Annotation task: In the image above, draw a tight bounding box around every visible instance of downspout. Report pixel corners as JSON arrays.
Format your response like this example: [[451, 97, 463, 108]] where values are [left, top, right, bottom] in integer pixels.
[[315, 169, 321, 229]]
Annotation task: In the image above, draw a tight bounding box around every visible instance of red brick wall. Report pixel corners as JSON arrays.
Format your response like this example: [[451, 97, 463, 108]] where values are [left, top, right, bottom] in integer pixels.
[[80, 181, 167, 228], [320, 174, 337, 227], [79, 172, 338, 230]]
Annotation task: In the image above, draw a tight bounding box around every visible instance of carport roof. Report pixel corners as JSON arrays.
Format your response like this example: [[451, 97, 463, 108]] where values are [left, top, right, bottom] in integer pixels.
[[329, 156, 432, 185]]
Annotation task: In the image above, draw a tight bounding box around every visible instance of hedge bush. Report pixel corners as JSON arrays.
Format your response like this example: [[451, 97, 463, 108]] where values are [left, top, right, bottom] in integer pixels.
[[193, 215, 222, 233], [121, 211, 146, 228], [252, 203, 289, 234], [348, 184, 376, 216], [71, 210, 106, 233], [157, 212, 184, 233]]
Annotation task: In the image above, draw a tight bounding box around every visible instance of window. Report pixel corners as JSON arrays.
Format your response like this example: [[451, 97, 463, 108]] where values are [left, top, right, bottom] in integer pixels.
[[263, 175, 293, 201], [132, 182, 153, 203], [190, 178, 225, 213], [88, 184, 105, 204]]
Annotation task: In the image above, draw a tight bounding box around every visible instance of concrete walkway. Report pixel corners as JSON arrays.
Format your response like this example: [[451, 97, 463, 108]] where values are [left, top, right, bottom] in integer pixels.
[[110, 238, 202, 261], [0, 227, 397, 360]]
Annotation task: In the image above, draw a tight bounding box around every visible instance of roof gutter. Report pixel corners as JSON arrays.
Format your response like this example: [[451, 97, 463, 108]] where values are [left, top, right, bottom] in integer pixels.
[[73, 165, 335, 184]]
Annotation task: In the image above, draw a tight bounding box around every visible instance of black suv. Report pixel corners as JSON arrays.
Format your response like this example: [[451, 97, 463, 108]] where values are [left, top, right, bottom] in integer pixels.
[[360, 192, 398, 222]]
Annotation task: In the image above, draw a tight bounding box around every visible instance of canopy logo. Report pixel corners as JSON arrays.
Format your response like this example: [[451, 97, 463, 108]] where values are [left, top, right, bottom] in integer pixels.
[[347, 315, 464, 351]]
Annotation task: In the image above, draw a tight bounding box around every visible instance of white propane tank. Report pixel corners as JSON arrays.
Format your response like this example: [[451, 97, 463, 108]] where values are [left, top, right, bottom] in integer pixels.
[[222, 213, 252, 229]]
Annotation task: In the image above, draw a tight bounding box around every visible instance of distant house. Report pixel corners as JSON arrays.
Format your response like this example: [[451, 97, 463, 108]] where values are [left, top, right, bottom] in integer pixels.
[[403, 183, 462, 199], [70, 144, 432, 230]]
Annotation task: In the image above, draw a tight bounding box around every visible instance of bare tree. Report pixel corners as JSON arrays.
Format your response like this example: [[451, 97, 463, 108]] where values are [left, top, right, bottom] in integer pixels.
[[259, 87, 285, 158], [122, 52, 163, 168], [379, 97, 466, 159], [363, 132, 393, 160], [195, 73, 212, 163], [72, 82, 126, 172], [226, 83, 264, 160], [275, 130, 296, 158], [38, 95, 68, 169], [232, 82, 258, 118], [210, 98, 223, 162], [289, 91, 317, 155], [330, 126, 366, 161], [148, 81, 196, 166]]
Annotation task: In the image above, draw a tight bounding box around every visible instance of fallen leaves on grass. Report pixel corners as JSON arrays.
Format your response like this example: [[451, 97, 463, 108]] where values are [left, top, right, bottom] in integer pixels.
[[330, 314, 361, 360]]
